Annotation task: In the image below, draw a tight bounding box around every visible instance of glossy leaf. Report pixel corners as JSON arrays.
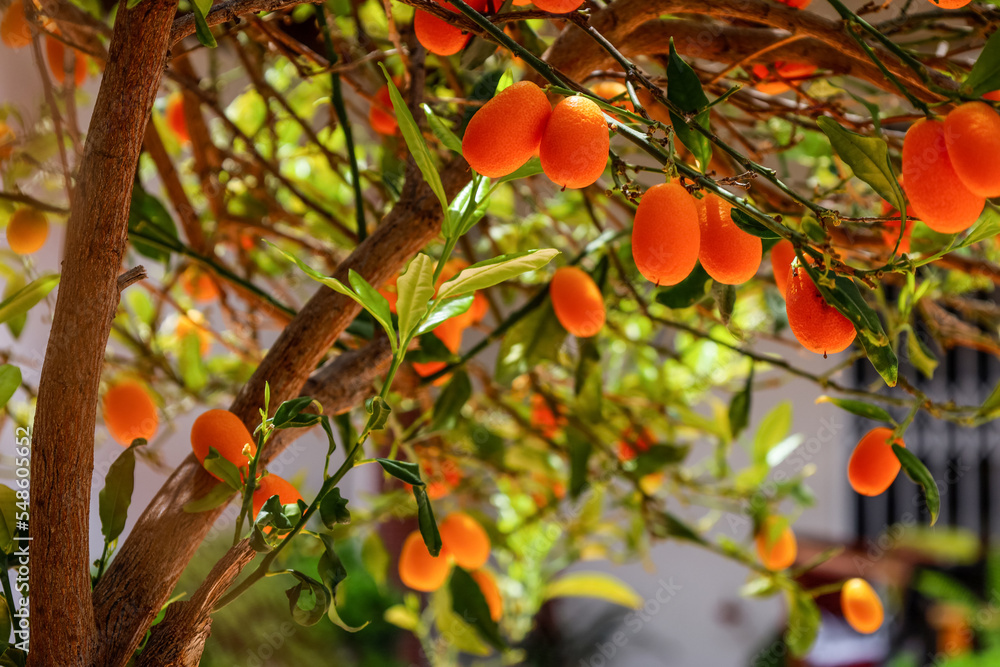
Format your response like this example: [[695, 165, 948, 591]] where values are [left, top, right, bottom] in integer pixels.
[[379, 63, 448, 215], [203, 447, 243, 491], [0, 365, 19, 411], [414, 295, 474, 337], [396, 254, 437, 343], [437, 249, 559, 300], [730, 209, 781, 239], [817, 117, 904, 212], [655, 263, 711, 309], [413, 484, 442, 556], [422, 104, 463, 154], [376, 458, 423, 486], [182, 483, 235, 513], [894, 444, 940, 526], [285, 570, 330, 626], [98, 439, 146, 543], [0, 274, 59, 326], [965, 29, 1000, 96], [451, 567, 507, 651], [816, 396, 894, 424], [667, 39, 712, 169], [320, 488, 351, 527]]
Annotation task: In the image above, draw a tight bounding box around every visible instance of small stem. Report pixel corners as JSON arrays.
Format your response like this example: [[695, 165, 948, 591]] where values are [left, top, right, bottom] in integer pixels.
[[317, 5, 367, 242], [94, 540, 111, 584]]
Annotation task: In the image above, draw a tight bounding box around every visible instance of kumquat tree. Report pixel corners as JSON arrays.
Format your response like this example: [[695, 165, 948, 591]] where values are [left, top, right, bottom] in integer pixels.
[[2, 0, 1000, 664]]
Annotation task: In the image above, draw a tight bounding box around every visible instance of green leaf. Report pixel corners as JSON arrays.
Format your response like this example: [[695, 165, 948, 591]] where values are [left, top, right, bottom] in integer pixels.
[[632, 444, 691, 477], [192, 0, 217, 49], [414, 295, 474, 337], [182, 482, 235, 513], [450, 567, 507, 652], [956, 206, 1000, 249], [348, 269, 395, 346], [798, 261, 897, 386], [422, 104, 463, 154], [128, 186, 179, 264], [817, 117, 904, 212], [816, 396, 894, 424], [978, 377, 1000, 421], [495, 300, 565, 385], [98, 439, 146, 543], [0, 365, 19, 411], [284, 570, 330, 626], [752, 400, 792, 466], [432, 586, 491, 655], [0, 274, 58, 326], [203, 446, 244, 490], [784, 588, 821, 657], [431, 371, 472, 432], [654, 263, 711, 309], [495, 69, 514, 94], [728, 366, 753, 440], [436, 249, 559, 299], [178, 332, 207, 391], [893, 444, 940, 526], [906, 328, 938, 380], [667, 39, 712, 169], [444, 176, 491, 238], [651, 510, 706, 545], [730, 209, 781, 239], [543, 572, 643, 609], [318, 533, 348, 599], [413, 484, 442, 556], [320, 488, 351, 527], [365, 395, 392, 431], [0, 486, 18, 555], [396, 254, 437, 343], [965, 29, 1000, 96], [271, 397, 323, 429], [376, 459, 424, 486], [0, 591, 10, 647], [379, 63, 448, 215], [269, 242, 398, 352], [495, 157, 544, 185]]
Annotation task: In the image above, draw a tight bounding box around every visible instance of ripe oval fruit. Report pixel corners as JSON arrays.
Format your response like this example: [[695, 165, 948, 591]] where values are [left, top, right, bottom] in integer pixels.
[[770, 239, 796, 298], [369, 84, 397, 136], [45, 34, 87, 87], [755, 517, 797, 571], [697, 194, 762, 285], [848, 427, 904, 496], [752, 62, 816, 95], [902, 118, 983, 233], [842, 578, 884, 634], [533, 0, 584, 10], [190, 409, 256, 478], [631, 182, 701, 286], [540, 96, 610, 189], [439, 512, 491, 570], [463, 81, 551, 178], [924, 0, 970, 7], [399, 530, 451, 592], [471, 569, 503, 621], [550, 266, 605, 337], [617, 426, 653, 461], [414, 0, 488, 56], [165, 93, 190, 144], [944, 102, 1000, 197], [590, 81, 634, 118], [1, 0, 30, 49], [180, 267, 218, 303], [776, 0, 811, 7], [6, 208, 48, 255], [102, 381, 159, 446], [785, 263, 856, 356], [252, 474, 305, 520]]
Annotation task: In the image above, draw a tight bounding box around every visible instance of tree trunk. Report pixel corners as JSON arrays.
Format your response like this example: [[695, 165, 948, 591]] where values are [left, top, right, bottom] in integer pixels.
[[26, 0, 178, 665]]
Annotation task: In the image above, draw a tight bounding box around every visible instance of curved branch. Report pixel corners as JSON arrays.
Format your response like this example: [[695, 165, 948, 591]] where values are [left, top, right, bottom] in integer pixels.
[[169, 0, 305, 46]]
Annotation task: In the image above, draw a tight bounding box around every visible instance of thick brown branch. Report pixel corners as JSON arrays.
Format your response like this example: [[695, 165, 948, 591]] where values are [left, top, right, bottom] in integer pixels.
[[91, 158, 469, 666], [27, 0, 180, 664], [134, 540, 257, 667]]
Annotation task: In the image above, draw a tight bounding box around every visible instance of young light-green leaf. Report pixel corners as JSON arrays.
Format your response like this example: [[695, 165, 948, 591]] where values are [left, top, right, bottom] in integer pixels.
[[817, 117, 904, 211], [0, 274, 59, 326], [379, 63, 448, 215], [436, 249, 559, 299], [396, 254, 437, 343], [421, 104, 463, 155], [192, 0, 217, 49], [0, 365, 20, 410], [816, 396, 894, 424], [415, 294, 474, 337], [348, 269, 396, 347]]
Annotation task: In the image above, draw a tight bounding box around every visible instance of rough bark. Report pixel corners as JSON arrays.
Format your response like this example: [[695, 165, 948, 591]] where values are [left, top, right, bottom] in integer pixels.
[[26, 0, 179, 665], [134, 541, 256, 667], [91, 158, 471, 666]]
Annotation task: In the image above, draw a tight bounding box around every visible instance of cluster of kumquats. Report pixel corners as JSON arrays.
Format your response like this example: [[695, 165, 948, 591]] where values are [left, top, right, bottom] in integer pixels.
[[754, 425, 907, 634], [1, 0, 90, 86]]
